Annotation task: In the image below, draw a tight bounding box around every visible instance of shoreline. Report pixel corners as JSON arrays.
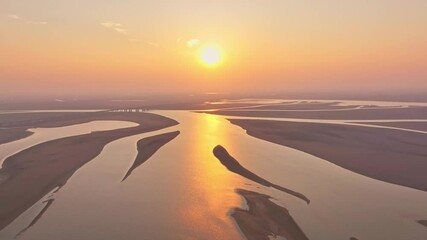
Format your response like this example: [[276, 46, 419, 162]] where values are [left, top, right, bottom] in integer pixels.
[[231, 189, 309, 240], [0, 111, 143, 145], [0, 112, 178, 230], [213, 145, 310, 204], [229, 119, 427, 192], [0, 128, 33, 145], [208, 107, 427, 120], [122, 131, 180, 182], [354, 121, 427, 132]]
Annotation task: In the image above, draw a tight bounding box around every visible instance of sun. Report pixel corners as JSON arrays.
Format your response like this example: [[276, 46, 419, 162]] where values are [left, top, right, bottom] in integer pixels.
[[199, 45, 222, 66]]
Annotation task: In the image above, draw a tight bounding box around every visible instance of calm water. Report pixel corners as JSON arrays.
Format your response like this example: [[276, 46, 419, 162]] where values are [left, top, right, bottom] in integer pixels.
[[0, 121, 138, 168], [1, 110, 427, 239]]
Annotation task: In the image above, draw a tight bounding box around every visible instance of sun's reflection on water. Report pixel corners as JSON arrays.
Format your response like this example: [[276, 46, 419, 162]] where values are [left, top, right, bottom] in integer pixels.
[[176, 112, 243, 239]]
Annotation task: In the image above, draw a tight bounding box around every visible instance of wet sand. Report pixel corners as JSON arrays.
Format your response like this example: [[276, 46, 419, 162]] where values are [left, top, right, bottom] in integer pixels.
[[0, 111, 175, 146], [147, 102, 263, 110], [237, 101, 358, 110], [122, 131, 180, 181], [0, 112, 178, 230], [209, 106, 427, 120], [213, 145, 309, 204], [232, 189, 309, 240], [356, 122, 427, 132], [0, 128, 33, 145], [229, 119, 427, 192], [0, 112, 96, 127], [418, 220, 427, 228], [16, 199, 55, 237], [0, 112, 112, 145]]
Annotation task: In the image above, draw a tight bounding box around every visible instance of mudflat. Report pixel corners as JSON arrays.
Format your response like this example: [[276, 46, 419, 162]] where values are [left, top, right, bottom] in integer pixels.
[[0, 111, 170, 145], [213, 145, 309, 204], [122, 131, 180, 182], [236, 101, 358, 110], [229, 119, 427, 192], [418, 220, 427, 228], [209, 106, 427, 120], [0, 112, 178, 230], [232, 189, 309, 240], [0, 128, 33, 145], [354, 121, 427, 132]]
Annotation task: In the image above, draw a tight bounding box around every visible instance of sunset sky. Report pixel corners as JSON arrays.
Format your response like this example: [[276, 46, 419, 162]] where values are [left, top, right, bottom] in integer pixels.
[[1, 0, 426, 97]]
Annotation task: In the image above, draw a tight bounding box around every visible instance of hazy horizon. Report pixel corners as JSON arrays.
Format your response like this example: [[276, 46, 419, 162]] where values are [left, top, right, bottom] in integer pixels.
[[1, 0, 426, 98]]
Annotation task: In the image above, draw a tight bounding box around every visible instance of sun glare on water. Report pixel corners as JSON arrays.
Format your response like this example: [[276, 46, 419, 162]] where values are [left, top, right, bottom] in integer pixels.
[[199, 45, 222, 67]]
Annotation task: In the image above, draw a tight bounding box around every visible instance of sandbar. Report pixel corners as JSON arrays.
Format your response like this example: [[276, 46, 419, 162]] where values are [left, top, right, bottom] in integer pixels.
[[209, 106, 427, 120], [0, 112, 178, 230], [353, 121, 427, 132], [122, 131, 180, 182], [229, 119, 427, 192], [232, 189, 309, 240], [213, 145, 309, 204]]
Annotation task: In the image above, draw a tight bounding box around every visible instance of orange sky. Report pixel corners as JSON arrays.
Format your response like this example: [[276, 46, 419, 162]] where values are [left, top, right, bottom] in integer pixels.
[[1, 1, 426, 97]]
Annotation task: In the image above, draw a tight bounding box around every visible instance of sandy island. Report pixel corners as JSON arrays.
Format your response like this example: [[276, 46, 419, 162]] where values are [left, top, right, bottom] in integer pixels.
[[213, 145, 310, 204], [353, 121, 427, 132], [418, 220, 427, 228], [237, 101, 359, 111], [228, 119, 427, 192], [0, 111, 152, 145], [15, 198, 55, 237], [122, 131, 180, 182], [232, 189, 309, 240], [208, 106, 427, 120], [0, 128, 33, 145], [0, 112, 178, 231]]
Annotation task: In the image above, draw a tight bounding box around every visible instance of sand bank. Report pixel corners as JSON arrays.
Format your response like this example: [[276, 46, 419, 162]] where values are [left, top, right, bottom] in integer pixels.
[[0, 111, 177, 145], [122, 131, 180, 182], [229, 119, 427, 192], [213, 145, 309, 204], [0, 128, 33, 145], [0, 112, 92, 145], [16, 199, 55, 237], [239, 101, 357, 111], [232, 189, 309, 240], [0, 112, 178, 230], [209, 106, 427, 120], [418, 220, 427, 228], [148, 102, 266, 110], [0, 112, 95, 127], [354, 121, 427, 132]]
